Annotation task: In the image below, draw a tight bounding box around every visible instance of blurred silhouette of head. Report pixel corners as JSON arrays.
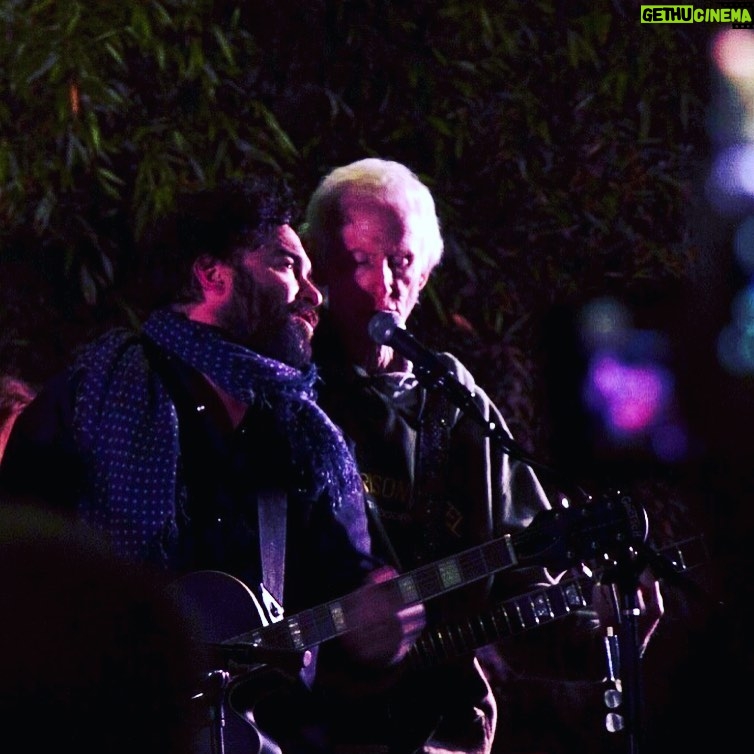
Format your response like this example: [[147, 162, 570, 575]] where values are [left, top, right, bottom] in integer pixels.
[[0, 503, 205, 754]]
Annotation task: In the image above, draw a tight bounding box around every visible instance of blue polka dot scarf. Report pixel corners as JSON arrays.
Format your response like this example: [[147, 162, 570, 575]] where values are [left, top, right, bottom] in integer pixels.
[[71, 307, 368, 566]]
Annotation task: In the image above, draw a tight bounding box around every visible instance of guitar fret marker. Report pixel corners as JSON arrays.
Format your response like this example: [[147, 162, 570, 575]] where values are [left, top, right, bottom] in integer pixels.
[[398, 576, 419, 603], [288, 618, 305, 650], [563, 582, 586, 609], [531, 593, 553, 621], [329, 602, 346, 633], [438, 559, 461, 588]]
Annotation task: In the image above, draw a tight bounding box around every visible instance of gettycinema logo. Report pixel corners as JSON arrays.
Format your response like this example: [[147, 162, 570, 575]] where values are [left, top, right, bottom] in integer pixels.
[[641, 4, 754, 26]]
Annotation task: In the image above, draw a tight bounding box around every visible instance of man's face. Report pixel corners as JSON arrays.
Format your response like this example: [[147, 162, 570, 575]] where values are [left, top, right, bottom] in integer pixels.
[[218, 225, 322, 369], [323, 194, 429, 353]]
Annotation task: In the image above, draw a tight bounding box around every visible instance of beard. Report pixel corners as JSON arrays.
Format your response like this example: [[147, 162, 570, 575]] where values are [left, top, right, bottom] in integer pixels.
[[217, 268, 313, 370]]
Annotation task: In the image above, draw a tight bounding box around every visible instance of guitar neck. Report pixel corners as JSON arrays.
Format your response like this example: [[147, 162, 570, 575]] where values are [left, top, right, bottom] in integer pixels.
[[221, 494, 645, 657], [406, 535, 707, 670], [225, 532, 519, 653]]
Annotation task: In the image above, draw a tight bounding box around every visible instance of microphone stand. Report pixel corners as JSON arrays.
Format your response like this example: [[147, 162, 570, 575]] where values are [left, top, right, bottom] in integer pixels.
[[598, 547, 650, 754], [411, 361, 582, 492], [408, 360, 665, 754]]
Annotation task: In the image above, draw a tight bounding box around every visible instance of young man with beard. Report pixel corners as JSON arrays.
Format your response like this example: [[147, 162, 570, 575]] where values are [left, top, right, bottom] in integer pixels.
[[0, 175, 425, 753]]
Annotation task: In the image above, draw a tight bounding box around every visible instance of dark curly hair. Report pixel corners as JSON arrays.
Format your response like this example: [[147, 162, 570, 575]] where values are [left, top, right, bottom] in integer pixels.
[[139, 172, 298, 309]]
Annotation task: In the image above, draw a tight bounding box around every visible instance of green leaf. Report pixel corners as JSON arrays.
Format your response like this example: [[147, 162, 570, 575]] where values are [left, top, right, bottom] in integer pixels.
[[104, 42, 125, 69], [64, 2, 82, 35], [212, 25, 234, 66]]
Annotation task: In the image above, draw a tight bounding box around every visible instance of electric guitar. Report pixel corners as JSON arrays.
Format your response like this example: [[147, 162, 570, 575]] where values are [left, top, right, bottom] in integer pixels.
[[405, 533, 708, 670], [174, 493, 650, 753], [292, 533, 708, 754]]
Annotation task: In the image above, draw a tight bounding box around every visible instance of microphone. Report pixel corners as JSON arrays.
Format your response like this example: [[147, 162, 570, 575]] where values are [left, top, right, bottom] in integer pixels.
[[367, 311, 529, 463], [368, 311, 451, 382], [368, 311, 487, 420]]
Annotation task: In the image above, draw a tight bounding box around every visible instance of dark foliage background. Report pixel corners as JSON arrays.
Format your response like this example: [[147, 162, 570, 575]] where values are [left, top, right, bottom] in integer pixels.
[[0, 1, 712, 449], [1, 1, 750, 750]]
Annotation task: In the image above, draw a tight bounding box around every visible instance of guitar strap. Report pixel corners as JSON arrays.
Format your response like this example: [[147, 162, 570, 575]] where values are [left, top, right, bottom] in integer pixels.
[[257, 489, 287, 624], [413, 384, 457, 565]]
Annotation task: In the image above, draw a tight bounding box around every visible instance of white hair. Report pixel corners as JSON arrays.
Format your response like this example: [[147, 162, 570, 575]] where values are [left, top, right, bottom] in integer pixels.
[[303, 158, 444, 277]]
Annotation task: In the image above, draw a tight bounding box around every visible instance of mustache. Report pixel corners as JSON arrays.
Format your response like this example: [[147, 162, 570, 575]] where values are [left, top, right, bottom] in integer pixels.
[[288, 302, 319, 329]]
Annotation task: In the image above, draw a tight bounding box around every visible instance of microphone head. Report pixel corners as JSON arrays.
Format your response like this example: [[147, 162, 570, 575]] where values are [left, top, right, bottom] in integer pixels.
[[367, 311, 401, 345]]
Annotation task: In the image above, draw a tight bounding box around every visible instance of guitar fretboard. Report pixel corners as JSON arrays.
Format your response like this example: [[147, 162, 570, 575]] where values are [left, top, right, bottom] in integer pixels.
[[220, 495, 642, 658], [225, 533, 518, 653], [406, 534, 707, 669]]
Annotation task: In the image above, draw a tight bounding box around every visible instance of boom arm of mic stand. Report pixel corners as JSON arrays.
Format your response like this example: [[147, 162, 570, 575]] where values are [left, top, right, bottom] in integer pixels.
[[413, 363, 588, 499], [413, 364, 540, 462]]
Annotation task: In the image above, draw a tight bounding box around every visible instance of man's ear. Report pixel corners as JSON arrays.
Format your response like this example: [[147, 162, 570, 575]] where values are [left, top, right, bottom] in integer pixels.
[[192, 254, 228, 296], [418, 269, 430, 290]]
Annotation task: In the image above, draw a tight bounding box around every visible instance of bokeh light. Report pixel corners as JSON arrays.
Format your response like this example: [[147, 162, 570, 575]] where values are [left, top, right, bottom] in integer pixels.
[[708, 29, 754, 377], [578, 297, 689, 464]]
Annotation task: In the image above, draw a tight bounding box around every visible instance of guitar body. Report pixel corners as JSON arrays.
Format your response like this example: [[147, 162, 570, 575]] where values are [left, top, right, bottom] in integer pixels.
[[175, 571, 435, 754], [171, 571, 302, 754]]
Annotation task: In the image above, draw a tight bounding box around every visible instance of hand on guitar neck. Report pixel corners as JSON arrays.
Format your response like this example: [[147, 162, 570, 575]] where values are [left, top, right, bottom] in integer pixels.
[[339, 564, 427, 667]]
